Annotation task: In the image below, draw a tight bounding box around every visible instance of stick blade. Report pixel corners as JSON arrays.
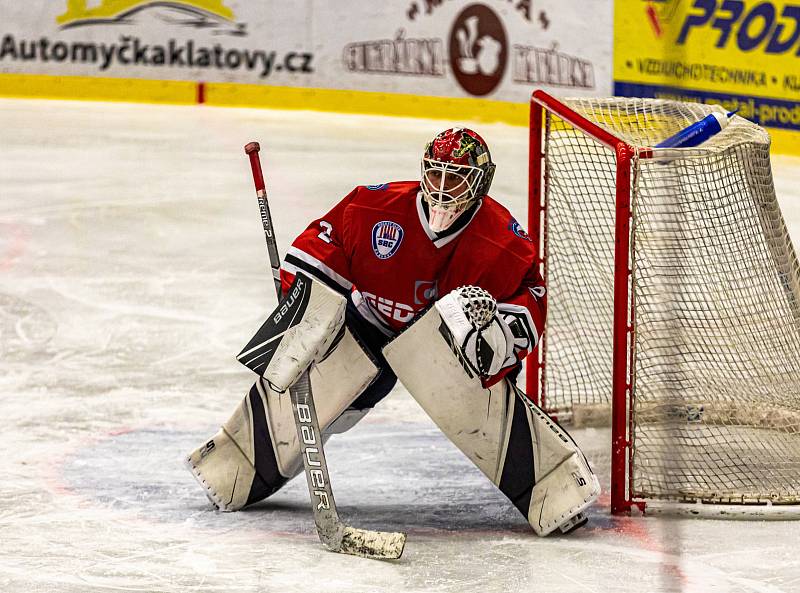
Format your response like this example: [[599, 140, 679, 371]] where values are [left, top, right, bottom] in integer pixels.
[[336, 527, 406, 560]]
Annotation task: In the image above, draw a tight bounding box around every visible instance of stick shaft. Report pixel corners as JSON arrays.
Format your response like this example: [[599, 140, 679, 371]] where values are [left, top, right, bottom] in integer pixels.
[[245, 142, 282, 297], [242, 142, 405, 559], [290, 372, 343, 538], [243, 141, 344, 545]]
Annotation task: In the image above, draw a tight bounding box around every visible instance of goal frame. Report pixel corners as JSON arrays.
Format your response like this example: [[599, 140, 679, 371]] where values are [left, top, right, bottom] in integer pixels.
[[526, 89, 800, 519], [526, 90, 651, 515]]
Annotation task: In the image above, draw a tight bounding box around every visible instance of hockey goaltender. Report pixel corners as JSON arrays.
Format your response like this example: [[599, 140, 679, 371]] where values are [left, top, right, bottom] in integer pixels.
[[186, 128, 599, 541]]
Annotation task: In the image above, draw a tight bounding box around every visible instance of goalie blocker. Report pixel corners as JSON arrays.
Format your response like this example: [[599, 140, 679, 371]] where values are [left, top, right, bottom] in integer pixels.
[[383, 287, 600, 536]]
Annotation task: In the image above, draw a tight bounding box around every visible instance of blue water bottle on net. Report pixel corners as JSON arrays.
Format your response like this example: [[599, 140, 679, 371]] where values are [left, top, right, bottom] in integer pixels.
[[655, 110, 737, 148]]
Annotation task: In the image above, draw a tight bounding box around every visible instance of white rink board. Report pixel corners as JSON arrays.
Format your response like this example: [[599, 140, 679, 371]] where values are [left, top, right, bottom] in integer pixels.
[[1, 99, 800, 593], [0, 0, 612, 100]]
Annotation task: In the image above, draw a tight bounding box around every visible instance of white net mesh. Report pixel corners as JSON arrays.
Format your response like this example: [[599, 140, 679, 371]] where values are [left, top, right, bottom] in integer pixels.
[[539, 97, 800, 505]]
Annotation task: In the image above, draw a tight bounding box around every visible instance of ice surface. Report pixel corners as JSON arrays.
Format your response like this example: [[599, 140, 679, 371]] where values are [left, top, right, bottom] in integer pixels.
[[1, 99, 799, 593]]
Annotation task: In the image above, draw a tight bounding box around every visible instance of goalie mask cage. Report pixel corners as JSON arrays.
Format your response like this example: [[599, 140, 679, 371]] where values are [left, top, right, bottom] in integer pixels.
[[526, 90, 800, 516]]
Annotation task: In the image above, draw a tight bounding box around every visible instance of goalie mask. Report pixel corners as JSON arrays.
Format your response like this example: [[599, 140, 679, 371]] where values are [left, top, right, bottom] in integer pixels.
[[420, 128, 496, 232]]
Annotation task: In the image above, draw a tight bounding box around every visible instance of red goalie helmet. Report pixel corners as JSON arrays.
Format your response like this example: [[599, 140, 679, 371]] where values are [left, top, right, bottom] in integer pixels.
[[420, 127, 496, 232]]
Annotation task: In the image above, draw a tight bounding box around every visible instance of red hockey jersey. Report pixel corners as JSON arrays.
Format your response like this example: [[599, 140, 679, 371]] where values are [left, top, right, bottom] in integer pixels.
[[280, 181, 546, 378]]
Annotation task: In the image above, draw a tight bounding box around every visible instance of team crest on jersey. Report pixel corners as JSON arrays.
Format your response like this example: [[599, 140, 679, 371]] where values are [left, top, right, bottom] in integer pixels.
[[508, 218, 532, 241], [366, 183, 389, 191], [372, 221, 404, 259]]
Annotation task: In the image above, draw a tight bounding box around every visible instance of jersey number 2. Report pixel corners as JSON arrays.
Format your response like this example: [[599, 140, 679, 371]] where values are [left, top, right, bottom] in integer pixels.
[[317, 220, 333, 244]]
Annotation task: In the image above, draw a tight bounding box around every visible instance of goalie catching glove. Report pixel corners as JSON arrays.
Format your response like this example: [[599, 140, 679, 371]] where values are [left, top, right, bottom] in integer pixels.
[[435, 286, 515, 381]]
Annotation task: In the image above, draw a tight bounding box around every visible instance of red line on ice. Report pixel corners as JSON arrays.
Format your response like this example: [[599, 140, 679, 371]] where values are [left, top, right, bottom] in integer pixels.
[[0, 223, 29, 272]]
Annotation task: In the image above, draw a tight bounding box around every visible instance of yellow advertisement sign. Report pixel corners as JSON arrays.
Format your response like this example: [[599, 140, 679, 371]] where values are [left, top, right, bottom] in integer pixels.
[[615, 0, 800, 140]]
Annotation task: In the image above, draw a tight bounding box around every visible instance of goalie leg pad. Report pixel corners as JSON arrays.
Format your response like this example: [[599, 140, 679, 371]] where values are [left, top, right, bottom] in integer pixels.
[[185, 380, 286, 511], [186, 325, 379, 510], [382, 306, 600, 535], [516, 386, 600, 535], [528, 451, 598, 536]]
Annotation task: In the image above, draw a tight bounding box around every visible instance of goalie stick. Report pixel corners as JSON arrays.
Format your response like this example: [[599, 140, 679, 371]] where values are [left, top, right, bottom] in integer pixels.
[[244, 141, 406, 560]]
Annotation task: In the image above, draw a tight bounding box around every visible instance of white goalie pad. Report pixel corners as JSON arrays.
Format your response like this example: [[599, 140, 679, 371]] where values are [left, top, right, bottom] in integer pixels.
[[262, 325, 378, 478], [383, 306, 600, 535], [186, 324, 379, 511]]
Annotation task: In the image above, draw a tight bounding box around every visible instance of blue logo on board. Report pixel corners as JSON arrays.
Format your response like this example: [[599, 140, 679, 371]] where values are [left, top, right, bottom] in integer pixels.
[[372, 221, 404, 259]]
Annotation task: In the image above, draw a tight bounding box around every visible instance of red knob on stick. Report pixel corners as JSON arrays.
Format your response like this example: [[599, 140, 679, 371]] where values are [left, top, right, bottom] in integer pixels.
[[244, 141, 265, 192]]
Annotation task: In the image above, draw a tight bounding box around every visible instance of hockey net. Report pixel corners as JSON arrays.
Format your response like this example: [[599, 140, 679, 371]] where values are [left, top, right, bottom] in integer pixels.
[[528, 92, 800, 512]]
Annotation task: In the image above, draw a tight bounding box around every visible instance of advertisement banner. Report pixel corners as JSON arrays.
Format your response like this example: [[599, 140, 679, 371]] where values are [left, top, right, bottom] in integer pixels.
[[325, 0, 612, 102], [0, 2, 315, 86], [614, 0, 800, 139], [0, 0, 613, 104]]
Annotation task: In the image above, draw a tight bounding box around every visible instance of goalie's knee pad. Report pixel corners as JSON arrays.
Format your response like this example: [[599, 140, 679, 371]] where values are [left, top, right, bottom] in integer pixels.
[[186, 324, 379, 511], [383, 306, 600, 536]]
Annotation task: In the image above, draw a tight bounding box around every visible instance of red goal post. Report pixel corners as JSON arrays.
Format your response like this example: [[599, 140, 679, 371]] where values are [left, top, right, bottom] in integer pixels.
[[527, 90, 639, 514]]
